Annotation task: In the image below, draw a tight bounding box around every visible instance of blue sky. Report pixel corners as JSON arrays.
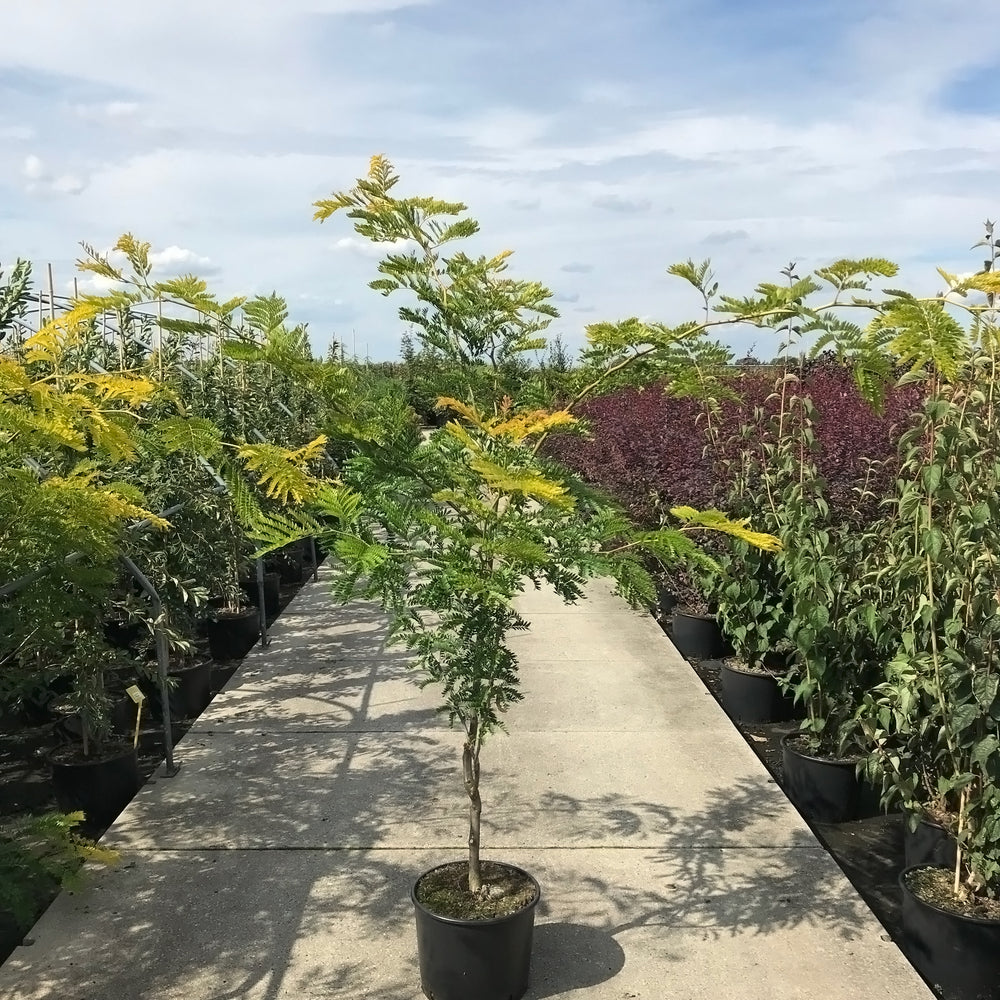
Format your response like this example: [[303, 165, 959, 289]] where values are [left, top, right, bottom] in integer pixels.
[[1, 0, 999, 360]]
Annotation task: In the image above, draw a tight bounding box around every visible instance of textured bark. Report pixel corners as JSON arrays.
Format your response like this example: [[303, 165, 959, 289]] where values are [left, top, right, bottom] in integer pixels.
[[463, 716, 483, 893]]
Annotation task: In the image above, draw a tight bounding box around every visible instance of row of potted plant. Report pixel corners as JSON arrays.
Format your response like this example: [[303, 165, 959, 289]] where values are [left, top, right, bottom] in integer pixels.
[[584, 237, 1000, 999], [0, 243, 336, 833]]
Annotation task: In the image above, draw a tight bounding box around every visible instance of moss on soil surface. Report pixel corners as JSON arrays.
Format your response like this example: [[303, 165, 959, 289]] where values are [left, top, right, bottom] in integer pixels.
[[906, 866, 1000, 921], [416, 861, 538, 920]]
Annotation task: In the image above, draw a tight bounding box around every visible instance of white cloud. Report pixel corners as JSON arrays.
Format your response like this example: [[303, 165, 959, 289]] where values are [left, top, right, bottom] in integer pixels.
[[443, 108, 551, 150], [148, 245, 219, 276], [22, 154, 46, 180], [21, 154, 87, 196], [72, 100, 141, 120], [72, 273, 127, 295], [1, 125, 34, 141], [332, 236, 411, 258], [52, 174, 87, 195]]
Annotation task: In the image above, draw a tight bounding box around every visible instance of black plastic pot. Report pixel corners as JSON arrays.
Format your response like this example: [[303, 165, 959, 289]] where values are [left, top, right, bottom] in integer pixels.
[[718, 660, 794, 723], [110, 694, 138, 735], [49, 743, 140, 828], [102, 618, 145, 653], [671, 611, 727, 660], [780, 734, 860, 823], [240, 571, 281, 618], [143, 659, 213, 720], [267, 548, 305, 585], [411, 862, 540, 1000], [204, 607, 260, 661], [900, 865, 1000, 1000], [904, 817, 958, 870]]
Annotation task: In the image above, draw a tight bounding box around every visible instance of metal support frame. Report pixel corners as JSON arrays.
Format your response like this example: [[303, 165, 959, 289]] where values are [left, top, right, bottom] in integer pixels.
[[255, 556, 270, 648], [118, 554, 179, 777]]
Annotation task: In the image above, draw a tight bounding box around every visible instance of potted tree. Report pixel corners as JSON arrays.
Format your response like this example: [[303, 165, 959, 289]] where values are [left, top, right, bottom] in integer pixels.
[[709, 400, 797, 723], [277, 157, 782, 999], [200, 491, 260, 661]]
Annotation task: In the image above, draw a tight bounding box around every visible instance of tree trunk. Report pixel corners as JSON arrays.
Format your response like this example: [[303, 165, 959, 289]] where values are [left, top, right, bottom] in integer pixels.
[[463, 716, 483, 894]]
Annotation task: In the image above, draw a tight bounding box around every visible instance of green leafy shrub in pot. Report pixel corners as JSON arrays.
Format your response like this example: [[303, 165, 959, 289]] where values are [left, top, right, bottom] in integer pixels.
[[847, 236, 1000, 999], [862, 369, 1000, 907], [240, 156, 781, 998]]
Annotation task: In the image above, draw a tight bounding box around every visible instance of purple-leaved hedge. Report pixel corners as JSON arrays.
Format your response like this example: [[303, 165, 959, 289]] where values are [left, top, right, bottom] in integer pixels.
[[545, 361, 922, 527]]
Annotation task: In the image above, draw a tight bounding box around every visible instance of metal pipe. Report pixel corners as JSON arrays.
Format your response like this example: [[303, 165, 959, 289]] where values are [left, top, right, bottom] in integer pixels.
[[0, 475, 228, 598], [255, 556, 269, 648], [118, 554, 178, 777], [309, 535, 319, 582], [0, 552, 85, 598]]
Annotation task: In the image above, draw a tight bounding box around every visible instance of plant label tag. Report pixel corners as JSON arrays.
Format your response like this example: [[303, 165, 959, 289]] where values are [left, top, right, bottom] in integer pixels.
[[126, 685, 145, 704]]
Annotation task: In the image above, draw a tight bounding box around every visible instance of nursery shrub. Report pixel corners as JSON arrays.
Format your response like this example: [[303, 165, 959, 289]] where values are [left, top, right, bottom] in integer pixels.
[[545, 359, 922, 527]]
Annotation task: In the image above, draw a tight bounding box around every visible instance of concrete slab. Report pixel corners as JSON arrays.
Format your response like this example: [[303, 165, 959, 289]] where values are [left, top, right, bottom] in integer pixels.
[[512, 575, 641, 616], [103, 728, 807, 851], [103, 731, 464, 851], [0, 847, 926, 1000], [196, 656, 438, 734], [508, 653, 723, 732], [506, 607, 680, 662]]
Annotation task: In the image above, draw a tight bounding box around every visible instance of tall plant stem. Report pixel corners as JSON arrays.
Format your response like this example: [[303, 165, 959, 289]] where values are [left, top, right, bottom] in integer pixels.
[[954, 787, 967, 897], [463, 714, 483, 893]]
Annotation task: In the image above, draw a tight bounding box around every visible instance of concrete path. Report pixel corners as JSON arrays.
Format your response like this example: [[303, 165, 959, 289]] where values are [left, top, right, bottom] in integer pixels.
[[0, 567, 933, 999]]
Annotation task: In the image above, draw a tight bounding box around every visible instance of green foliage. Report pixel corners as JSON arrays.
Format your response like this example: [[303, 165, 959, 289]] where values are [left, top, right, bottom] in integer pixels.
[[315, 155, 557, 413], [859, 367, 1000, 900], [874, 299, 967, 382], [0, 259, 31, 341], [0, 811, 118, 931], [155, 416, 224, 459], [1, 229, 340, 760]]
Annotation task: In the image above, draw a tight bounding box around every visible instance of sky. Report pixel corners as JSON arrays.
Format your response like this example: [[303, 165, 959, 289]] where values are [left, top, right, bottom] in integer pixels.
[[1, 0, 999, 361]]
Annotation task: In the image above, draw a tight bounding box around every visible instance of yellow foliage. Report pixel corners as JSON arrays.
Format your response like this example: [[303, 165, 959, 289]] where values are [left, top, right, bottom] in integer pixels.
[[964, 272, 1000, 295], [490, 408, 576, 442], [437, 396, 487, 429], [0, 359, 32, 395], [468, 454, 574, 509], [44, 472, 168, 531], [290, 434, 329, 464], [437, 396, 576, 443], [443, 420, 481, 452], [68, 372, 156, 407], [670, 506, 782, 553], [236, 442, 319, 505]]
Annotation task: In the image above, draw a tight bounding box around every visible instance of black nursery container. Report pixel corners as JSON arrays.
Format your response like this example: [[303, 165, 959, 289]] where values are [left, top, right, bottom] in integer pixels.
[[240, 571, 281, 618], [49, 743, 140, 828], [904, 817, 958, 870], [900, 866, 1000, 1000], [204, 607, 261, 661], [143, 659, 213, 720], [670, 611, 727, 660], [411, 863, 540, 1000], [780, 734, 860, 823], [718, 660, 794, 723]]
